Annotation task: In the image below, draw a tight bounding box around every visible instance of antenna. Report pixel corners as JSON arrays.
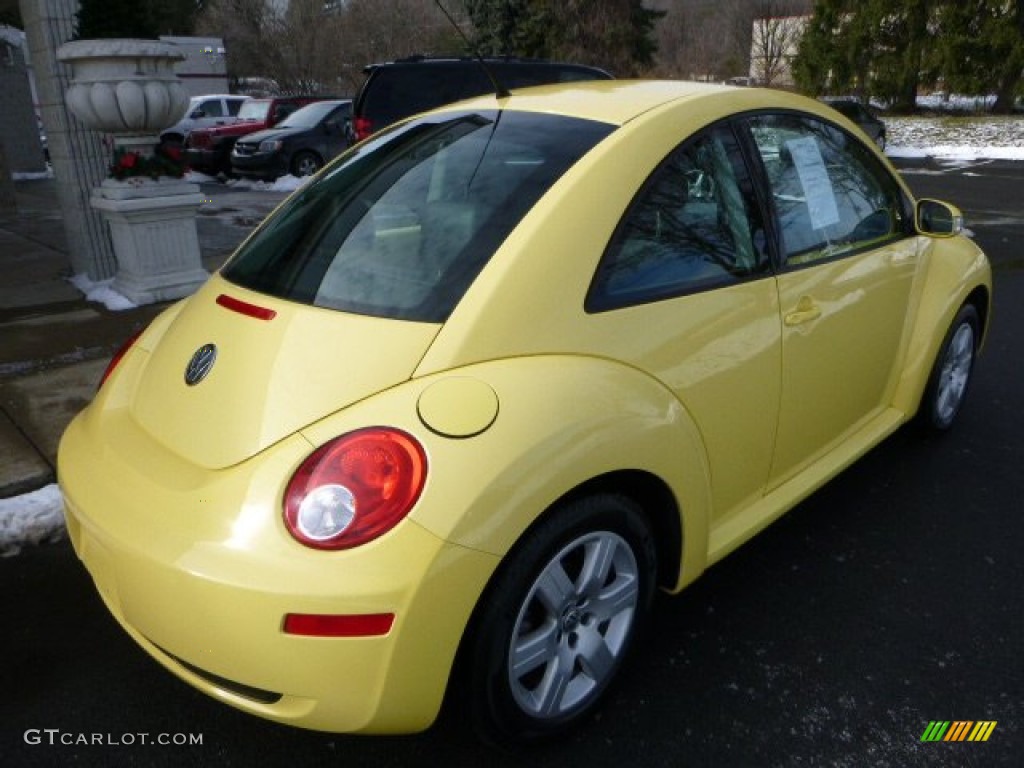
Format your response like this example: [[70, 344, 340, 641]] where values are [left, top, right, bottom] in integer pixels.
[[434, 0, 510, 99]]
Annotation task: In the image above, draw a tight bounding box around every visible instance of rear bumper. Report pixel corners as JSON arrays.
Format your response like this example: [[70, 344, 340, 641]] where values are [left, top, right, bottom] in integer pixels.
[[58, 409, 498, 733]]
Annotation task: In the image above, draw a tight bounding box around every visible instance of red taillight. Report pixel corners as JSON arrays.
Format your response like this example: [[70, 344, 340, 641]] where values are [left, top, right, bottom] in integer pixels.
[[282, 613, 394, 637], [284, 428, 427, 550], [353, 116, 373, 142], [98, 328, 144, 390]]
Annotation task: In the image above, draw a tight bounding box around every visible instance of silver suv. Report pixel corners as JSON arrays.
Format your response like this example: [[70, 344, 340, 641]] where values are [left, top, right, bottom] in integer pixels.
[[160, 94, 250, 146]]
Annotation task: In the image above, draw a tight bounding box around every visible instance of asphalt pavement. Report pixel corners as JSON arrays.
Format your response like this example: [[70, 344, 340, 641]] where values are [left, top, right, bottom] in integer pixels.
[[1, 160, 1022, 766]]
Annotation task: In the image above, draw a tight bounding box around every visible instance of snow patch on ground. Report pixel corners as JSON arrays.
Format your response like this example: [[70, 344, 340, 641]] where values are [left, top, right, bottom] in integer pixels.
[[68, 274, 139, 312], [12, 168, 54, 181], [884, 115, 1024, 160], [0, 484, 65, 557], [226, 174, 312, 193], [185, 170, 219, 184], [888, 144, 1024, 161]]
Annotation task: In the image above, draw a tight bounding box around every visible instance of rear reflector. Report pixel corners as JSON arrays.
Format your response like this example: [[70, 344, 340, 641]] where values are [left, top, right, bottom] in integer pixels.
[[282, 613, 395, 637], [99, 327, 144, 390], [216, 294, 277, 321]]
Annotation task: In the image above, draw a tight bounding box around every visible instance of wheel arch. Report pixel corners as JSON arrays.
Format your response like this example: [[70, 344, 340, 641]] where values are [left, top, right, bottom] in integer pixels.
[[965, 284, 991, 349], [445, 466, 687, 685], [907, 283, 991, 418], [548, 470, 683, 591], [291, 148, 324, 174], [892, 240, 992, 418], [441, 472, 681, 740]]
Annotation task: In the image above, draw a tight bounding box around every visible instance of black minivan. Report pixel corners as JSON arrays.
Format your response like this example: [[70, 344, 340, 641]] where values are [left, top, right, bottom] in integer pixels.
[[349, 55, 612, 143], [232, 100, 352, 179]]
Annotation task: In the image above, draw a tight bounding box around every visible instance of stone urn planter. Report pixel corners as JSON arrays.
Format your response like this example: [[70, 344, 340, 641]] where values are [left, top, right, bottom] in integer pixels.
[[57, 39, 190, 149], [56, 39, 207, 304]]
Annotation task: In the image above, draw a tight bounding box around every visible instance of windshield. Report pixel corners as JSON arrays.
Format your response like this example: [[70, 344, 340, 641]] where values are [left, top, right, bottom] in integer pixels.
[[237, 100, 271, 121], [222, 110, 613, 322], [278, 101, 343, 129]]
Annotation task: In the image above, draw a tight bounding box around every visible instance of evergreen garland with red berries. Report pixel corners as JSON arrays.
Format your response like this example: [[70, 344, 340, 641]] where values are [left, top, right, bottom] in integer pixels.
[[109, 144, 187, 180]]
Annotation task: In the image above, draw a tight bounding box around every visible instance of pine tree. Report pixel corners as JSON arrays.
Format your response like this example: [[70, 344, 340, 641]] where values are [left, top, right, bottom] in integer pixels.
[[75, 0, 202, 39], [75, 0, 156, 38], [0, 0, 22, 28], [462, 0, 541, 55], [793, 0, 930, 111], [796, 0, 1023, 112], [792, 0, 840, 94], [868, 0, 930, 112], [462, 0, 663, 74], [932, 0, 1024, 113]]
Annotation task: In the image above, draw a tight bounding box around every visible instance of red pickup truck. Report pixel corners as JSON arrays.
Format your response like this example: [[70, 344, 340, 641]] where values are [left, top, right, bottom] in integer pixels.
[[185, 96, 329, 175]]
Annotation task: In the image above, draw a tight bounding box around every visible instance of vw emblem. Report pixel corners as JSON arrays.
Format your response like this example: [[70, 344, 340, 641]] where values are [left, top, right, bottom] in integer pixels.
[[184, 343, 217, 386]]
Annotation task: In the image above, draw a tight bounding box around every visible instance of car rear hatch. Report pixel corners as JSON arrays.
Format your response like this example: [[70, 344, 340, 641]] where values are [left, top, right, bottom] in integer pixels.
[[124, 107, 615, 470], [127, 278, 439, 470]]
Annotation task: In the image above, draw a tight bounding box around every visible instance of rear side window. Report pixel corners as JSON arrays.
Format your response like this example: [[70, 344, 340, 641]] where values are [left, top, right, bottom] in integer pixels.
[[223, 110, 613, 322], [238, 101, 270, 120], [588, 124, 770, 312], [358, 62, 611, 131], [362, 67, 491, 126]]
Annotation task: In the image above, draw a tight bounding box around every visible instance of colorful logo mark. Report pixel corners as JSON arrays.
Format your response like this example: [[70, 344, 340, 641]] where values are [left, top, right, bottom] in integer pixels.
[[921, 721, 997, 742]]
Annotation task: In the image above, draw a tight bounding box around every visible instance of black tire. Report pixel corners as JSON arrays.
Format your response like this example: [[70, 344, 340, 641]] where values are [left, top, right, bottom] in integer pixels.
[[213, 142, 235, 176], [290, 151, 322, 177], [460, 493, 657, 746], [917, 303, 979, 432]]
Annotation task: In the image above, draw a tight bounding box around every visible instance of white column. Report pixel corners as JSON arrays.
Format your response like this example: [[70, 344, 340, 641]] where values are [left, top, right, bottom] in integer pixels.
[[20, 0, 116, 279]]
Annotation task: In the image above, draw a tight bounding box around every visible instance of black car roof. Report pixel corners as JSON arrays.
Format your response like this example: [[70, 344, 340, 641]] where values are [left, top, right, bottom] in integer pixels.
[[362, 55, 611, 76]]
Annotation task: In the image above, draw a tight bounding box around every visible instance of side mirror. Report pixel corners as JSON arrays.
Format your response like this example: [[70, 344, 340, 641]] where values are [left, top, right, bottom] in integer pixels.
[[190, 109, 206, 119], [916, 199, 963, 237]]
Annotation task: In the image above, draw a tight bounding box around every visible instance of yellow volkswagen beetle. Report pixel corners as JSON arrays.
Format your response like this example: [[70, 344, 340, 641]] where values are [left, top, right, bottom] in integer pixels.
[[58, 81, 991, 744]]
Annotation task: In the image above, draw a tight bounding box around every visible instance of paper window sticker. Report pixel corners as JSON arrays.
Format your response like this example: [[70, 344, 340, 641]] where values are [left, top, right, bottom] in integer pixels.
[[786, 136, 840, 230]]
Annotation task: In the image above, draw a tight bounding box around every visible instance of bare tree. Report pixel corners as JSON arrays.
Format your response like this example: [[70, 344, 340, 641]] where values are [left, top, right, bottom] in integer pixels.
[[197, 0, 459, 95], [332, 0, 461, 92], [750, 3, 806, 86], [651, 0, 752, 82], [196, 0, 281, 88]]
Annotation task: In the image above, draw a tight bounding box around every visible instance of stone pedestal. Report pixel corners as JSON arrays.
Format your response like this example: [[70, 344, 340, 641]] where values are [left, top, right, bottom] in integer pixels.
[[91, 178, 208, 304], [53, 37, 205, 305]]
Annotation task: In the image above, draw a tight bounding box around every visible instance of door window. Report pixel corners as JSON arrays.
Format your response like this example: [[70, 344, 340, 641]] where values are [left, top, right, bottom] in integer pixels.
[[587, 125, 770, 312], [198, 99, 225, 118], [747, 114, 907, 267]]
